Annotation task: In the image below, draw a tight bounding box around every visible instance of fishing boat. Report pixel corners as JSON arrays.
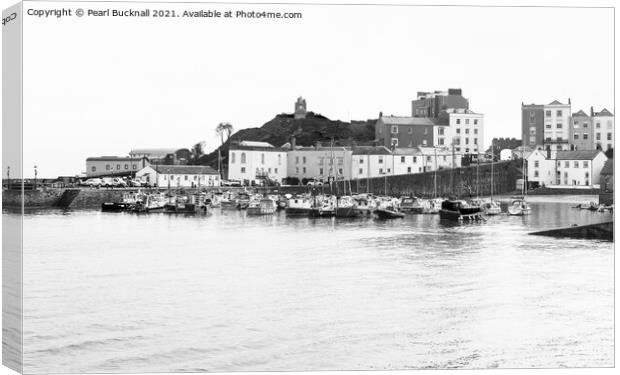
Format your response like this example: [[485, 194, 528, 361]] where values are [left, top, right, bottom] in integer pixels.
[[164, 194, 208, 214], [480, 201, 502, 215], [247, 198, 277, 215], [335, 196, 363, 218], [352, 195, 375, 216], [439, 200, 483, 221], [101, 191, 141, 212], [131, 193, 167, 213], [374, 206, 405, 219], [399, 196, 417, 213], [507, 198, 531, 216], [285, 196, 313, 216]]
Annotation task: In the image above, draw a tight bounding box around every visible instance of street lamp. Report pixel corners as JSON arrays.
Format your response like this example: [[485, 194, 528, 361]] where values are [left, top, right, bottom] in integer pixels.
[[34, 165, 38, 190]]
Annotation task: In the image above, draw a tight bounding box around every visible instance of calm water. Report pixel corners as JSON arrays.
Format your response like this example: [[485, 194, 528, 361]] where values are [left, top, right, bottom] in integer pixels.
[[13, 196, 614, 373]]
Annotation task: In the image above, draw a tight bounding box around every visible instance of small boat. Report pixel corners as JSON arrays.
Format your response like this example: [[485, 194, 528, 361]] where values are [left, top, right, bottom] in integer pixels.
[[374, 206, 405, 219], [335, 196, 363, 218], [480, 200, 502, 215], [131, 193, 167, 213], [101, 192, 141, 212], [247, 198, 277, 215], [507, 198, 531, 216], [439, 200, 483, 221], [575, 201, 601, 211], [285, 196, 313, 216]]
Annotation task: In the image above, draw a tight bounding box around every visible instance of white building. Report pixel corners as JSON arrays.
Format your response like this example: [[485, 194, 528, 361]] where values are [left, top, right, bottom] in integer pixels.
[[227, 141, 287, 184], [351, 146, 394, 180], [553, 150, 607, 187], [591, 108, 614, 151], [135, 165, 220, 187], [392, 146, 462, 176], [441, 108, 485, 155], [526, 149, 555, 187], [85, 156, 149, 177], [286, 145, 353, 182], [543, 100, 572, 151]]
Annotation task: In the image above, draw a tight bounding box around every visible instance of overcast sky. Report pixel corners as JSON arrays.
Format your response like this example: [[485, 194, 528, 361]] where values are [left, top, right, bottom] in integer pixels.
[[13, 0, 615, 177]]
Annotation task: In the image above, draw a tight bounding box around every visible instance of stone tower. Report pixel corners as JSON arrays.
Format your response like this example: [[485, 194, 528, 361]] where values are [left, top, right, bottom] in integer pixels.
[[294, 97, 307, 119]]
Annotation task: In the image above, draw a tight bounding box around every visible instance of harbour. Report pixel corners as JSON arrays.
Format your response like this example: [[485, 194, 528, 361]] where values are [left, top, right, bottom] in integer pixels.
[[13, 194, 613, 373]]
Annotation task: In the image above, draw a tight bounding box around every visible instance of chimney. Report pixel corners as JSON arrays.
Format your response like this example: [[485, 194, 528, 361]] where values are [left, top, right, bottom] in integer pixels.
[[591, 106, 594, 117], [379, 111, 383, 118], [568, 97, 571, 105], [547, 147, 551, 159]]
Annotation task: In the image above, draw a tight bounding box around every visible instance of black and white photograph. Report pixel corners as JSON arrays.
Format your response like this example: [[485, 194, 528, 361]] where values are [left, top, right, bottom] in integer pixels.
[[1, 0, 615, 374]]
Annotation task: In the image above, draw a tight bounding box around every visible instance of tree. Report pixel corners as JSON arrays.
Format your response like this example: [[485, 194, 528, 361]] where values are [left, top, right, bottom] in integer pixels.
[[215, 122, 234, 146], [190, 142, 206, 164]]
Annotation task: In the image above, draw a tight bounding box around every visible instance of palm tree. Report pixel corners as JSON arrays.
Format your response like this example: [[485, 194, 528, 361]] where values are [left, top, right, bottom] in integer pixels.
[[215, 123, 234, 179]]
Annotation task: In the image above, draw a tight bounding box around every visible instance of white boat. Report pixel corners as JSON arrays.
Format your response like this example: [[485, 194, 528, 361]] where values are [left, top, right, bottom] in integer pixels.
[[508, 198, 531, 216], [247, 198, 277, 215], [285, 196, 313, 216], [480, 200, 502, 215]]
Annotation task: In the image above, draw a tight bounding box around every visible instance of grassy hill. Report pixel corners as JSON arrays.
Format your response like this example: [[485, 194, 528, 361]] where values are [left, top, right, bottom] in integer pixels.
[[200, 112, 377, 172]]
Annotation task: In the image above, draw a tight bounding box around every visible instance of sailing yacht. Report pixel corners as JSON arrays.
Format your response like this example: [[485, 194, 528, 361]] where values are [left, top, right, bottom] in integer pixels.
[[508, 150, 532, 216]]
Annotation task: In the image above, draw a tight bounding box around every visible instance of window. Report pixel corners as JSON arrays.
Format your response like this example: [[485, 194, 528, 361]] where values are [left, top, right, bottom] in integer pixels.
[[241, 153, 246, 163], [529, 136, 536, 143], [124, 164, 128, 170], [391, 126, 399, 134], [454, 138, 460, 145], [379, 168, 383, 174], [573, 161, 579, 168], [261, 154, 265, 164], [378, 157, 384, 164], [607, 133, 612, 141], [583, 134, 589, 140], [546, 137, 552, 142], [438, 138, 444, 145], [443, 155, 447, 161], [545, 124, 552, 129], [387, 168, 391, 173], [456, 128, 461, 134], [474, 129, 478, 135], [565, 161, 569, 168], [278, 155, 282, 165], [474, 119, 478, 125], [116, 164, 121, 170], [359, 158, 364, 164], [400, 156, 405, 163], [583, 161, 589, 168], [275, 168, 279, 173], [413, 156, 417, 163], [465, 138, 469, 145], [268, 168, 272, 173], [574, 134, 579, 140], [359, 168, 363, 175], [596, 122, 601, 129], [556, 123, 562, 129], [184, 175, 189, 181], [302, 156, 306, 164], [407, 167, 412, 173], [133, 165, 137, 170], [241, 167, 246, 173], [583, 123, 588, 128], [534, 160, 540, 168], [534, 171, 539, 177], [319, 168, 324, 175], [556, 110, 562, 116], [573, 122, 580, 129], [391, 138, 399, 147], [295, 167, 299, 173], [530, 111, 535, 117], [337, 157, 343, 165], [456, 119, 461, 124], [408, 128, 412, 134], [545, 110, 551, 117], [426, 155, 431, 162], [474, 139, 478, 145], [465, 119, 470, 125], [338, 168, 343, 175], [465, 129, 470, 134], [596, 133, 601, 141], [91, 166, 96, 172], [438, 127, 445, 135]]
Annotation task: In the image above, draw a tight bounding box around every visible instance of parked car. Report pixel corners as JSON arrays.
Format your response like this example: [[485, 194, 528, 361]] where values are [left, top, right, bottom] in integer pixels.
[[84, 178, 103, 188], [126, 180, 142, 187], [112, 178, 127, 188]]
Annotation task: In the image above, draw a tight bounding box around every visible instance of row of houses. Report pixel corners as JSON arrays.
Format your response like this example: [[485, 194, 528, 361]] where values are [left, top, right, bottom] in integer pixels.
[[526, 149, 609, 188], [227, 140, 463, 184]]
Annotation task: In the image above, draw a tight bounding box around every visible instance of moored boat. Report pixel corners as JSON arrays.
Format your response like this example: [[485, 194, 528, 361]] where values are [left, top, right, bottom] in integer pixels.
[[508, 198, 531, 216], [439, 200, 483, 221]]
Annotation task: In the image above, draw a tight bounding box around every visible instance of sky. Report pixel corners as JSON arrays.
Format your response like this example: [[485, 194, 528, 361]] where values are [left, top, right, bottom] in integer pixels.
[[7, 0, 616, 177]]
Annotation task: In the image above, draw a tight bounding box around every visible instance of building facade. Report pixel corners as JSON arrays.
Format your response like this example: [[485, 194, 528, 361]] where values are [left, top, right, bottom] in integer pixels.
[[443, 109, 484, 155], [286, 145, 353, 182], [85, 156, 149, 177], [526, 149, 607, 187], [591, 108, 614, 151], [569, 110, 592, 151], [135, 165, 220, 187], [227, 141, 288, 184], [351, 146, 394, 180], [375, 115, 435, 149], [411, 88, 469, 118]]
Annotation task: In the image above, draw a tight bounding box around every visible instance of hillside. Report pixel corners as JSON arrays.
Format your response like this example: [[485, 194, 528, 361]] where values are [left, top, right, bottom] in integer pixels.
[[200, 112, 377, 170]]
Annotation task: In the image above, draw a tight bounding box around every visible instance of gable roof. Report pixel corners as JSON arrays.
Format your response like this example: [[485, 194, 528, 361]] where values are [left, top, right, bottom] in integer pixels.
[[600, 159, 613, 175], [379, 116, 435, 126], [129, 148, 180, 158], [148, 165, 219, 175], [555, 150, 603, 160], [572, 110, 589, 117], [548, 100, 563, 105], [594, 108, 614, 117], [352, 146, 392, 155]]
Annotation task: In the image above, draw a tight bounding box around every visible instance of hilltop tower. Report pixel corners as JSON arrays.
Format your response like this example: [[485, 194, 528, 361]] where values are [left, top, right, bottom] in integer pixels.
[[294, 96, 307, 119]]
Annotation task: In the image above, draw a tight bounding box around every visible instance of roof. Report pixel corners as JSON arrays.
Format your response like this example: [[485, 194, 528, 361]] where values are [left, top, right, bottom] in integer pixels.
[[391, 146, 452, 156], [593, 108, 614, 117], [229, 144, 286, 152], [555, 150, 603, 160], [129, 148, 180, 158], [600, 159, 614, 175], [572, 110, 589, 117], [86, 156, 145, 162], [239, 141, 274, 148], [548, 100, 564, 105], [352, 146, 392, 155], [379, 116, 435, 126], [148, 165, 219, 175]]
